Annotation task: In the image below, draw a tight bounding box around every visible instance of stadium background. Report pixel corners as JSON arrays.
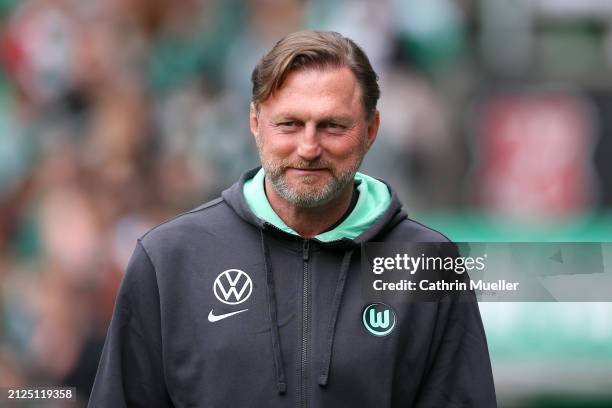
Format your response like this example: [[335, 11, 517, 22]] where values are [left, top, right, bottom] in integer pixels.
[[0, 0, 611, 406]]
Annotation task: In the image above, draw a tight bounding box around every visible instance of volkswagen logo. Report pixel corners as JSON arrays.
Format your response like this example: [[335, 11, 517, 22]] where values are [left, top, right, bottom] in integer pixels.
[[213, 269, 253, 305]]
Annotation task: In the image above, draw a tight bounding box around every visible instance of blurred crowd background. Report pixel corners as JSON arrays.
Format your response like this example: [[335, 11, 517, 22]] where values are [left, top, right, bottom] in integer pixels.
[[0, 0, 611, 407]]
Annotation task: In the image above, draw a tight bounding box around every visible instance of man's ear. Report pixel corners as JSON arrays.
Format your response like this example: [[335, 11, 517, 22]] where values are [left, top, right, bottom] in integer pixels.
[[249, 103, 259, 139], [365, 110, 380, 151]]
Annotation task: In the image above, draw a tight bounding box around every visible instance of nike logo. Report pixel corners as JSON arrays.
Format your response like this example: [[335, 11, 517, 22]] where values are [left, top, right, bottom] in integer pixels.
[[208, 309, 248, 322]]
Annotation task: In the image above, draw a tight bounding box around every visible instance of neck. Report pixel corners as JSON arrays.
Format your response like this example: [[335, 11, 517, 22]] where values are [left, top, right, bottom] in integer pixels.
[[264, 177, 354, 238]]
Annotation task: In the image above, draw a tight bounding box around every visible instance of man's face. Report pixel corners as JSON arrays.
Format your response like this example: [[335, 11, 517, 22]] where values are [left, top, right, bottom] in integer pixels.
[[250, 67, 380, 208]]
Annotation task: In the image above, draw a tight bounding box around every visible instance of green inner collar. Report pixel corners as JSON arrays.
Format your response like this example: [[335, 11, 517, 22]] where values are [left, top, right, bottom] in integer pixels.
[[243, 168, 391, 242]]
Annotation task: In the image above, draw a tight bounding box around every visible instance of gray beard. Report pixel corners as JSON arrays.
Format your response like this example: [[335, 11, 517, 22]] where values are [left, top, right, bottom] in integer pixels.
[[255, 134, 366, 208], [267, 168, 355, 208], [261, 159, 360, 208]]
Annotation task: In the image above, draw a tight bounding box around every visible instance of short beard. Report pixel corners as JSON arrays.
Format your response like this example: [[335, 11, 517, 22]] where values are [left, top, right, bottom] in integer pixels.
[[264, 160, 358, 208], [256, 142, 364, 208]]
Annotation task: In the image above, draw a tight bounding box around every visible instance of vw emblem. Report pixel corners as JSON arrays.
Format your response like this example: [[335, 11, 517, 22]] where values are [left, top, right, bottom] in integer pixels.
[[213, 269, 253, 305]]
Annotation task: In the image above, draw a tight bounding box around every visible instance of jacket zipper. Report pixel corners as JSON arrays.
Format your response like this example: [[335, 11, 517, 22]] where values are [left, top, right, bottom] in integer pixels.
[[301, 239, 310, 408]]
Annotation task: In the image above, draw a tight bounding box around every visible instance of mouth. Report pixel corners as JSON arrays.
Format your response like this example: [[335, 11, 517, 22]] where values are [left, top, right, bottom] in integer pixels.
[[287, 167, 328, 176]]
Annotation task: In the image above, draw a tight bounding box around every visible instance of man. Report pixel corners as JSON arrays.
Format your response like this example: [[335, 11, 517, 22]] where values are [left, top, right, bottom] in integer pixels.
[[89, 30, 496, 407]]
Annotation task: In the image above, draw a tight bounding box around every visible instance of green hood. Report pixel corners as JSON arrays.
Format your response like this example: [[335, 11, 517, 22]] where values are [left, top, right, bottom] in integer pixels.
[[243, 168, 392, 242]]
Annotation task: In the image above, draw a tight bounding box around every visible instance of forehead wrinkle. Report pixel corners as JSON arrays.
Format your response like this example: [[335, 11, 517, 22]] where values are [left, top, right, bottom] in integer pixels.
[[262, 67, 364, 121]]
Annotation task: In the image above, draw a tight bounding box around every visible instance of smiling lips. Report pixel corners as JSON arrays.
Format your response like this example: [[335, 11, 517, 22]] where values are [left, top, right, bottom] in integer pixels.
[[287, 167, 327, 174]]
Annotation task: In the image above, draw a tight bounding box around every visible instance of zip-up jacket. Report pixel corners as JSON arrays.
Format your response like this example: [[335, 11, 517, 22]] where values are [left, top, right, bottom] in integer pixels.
[[89, 168, 497, 407]]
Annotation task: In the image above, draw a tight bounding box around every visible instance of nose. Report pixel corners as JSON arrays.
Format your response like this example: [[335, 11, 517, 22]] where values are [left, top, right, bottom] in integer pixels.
[[296, 123, 322, 161]]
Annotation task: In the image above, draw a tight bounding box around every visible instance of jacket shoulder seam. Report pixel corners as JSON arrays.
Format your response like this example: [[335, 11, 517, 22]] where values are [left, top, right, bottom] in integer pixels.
[[120, 241, 158, 339], [140, 197, 226, 240], [136, 239, 157, 272]]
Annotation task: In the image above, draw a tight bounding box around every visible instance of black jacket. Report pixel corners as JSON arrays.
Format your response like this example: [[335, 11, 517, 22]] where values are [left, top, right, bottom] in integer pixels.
[[89, 169, 497, 407]]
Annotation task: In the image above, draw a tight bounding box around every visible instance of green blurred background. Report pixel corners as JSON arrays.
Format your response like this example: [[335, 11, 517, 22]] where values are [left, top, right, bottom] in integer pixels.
[[0, 0, 611, 406]]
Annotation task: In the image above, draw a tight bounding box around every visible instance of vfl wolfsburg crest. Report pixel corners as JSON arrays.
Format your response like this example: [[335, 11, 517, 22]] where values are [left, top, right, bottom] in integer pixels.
[[362, 303, 397, 336]]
